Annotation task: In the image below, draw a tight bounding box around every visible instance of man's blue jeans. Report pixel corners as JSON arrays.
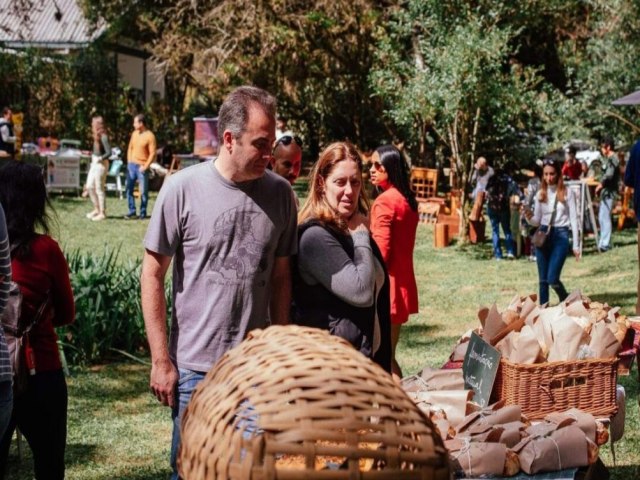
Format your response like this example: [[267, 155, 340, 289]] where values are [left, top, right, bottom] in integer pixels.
[[535, 226, 570, 305], [170, 368, 206, 480], [487, 208, 515, 259], [125, 163, 149, 217], [598, 195, 614, 250]]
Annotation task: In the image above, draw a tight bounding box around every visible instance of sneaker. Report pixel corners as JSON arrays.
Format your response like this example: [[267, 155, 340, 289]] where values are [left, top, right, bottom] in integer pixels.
[[495, 257, 503, 262], [123, 213, 137, 220], [528, 255, 536, 262], [86, 210, 99, 219], [138, 215, 147, 220], [92, 213, 106, 221], [506, 253, 515, 260]]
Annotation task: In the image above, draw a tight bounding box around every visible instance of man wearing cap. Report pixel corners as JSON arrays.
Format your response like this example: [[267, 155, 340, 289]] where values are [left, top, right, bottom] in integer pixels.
[[562, 146, 582, 180]]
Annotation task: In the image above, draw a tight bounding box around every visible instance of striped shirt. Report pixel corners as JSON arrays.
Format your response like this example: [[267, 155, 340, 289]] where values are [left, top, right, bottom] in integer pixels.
[[0, 204, 12, 383]]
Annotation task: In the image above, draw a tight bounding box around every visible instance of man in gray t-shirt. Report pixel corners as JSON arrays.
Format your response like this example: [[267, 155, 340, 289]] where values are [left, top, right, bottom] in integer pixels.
[[141, 86, 297, 478]]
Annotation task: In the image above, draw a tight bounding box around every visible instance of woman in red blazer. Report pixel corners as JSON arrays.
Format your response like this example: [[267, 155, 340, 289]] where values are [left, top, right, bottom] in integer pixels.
[[369, 145, 419, 377]]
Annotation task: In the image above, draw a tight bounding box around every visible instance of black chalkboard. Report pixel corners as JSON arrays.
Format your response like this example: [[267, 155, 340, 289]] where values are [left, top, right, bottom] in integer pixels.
[[462, 331, 502, 407]]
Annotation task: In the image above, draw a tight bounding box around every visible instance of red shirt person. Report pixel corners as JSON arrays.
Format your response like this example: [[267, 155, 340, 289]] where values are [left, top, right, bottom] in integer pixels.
[[562, 146, 582, 180], [369, 145, 419, 378]]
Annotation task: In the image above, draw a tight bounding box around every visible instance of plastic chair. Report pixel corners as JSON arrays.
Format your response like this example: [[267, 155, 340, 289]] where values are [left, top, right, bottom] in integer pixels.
[[105, 159, 124, 198]]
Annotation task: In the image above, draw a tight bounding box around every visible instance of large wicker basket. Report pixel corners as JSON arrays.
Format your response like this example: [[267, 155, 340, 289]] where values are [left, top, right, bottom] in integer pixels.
[[178, 325, 452, 480], [492, 357, 618, 420]]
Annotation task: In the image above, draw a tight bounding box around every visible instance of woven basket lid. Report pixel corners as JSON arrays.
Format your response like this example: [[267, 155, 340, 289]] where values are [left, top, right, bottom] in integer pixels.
[[178, 325, 451, 479]]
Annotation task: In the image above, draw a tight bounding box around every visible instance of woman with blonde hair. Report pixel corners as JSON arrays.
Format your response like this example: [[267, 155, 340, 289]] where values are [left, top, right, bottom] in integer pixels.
[[523, 159, 580, 305], [293, 141, 391, 372], [85, 115, 111, 221]]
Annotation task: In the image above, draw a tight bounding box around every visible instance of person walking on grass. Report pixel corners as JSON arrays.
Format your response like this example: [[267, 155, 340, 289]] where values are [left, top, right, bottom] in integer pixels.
[[522, 159, 580, 305], [85, 116, 111, 221], [125, 114, 156, 220], [141, 86, 297, 479]]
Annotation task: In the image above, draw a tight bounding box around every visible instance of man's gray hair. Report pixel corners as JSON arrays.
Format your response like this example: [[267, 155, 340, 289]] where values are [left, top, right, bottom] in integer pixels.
[[217, 86, 277, 141]]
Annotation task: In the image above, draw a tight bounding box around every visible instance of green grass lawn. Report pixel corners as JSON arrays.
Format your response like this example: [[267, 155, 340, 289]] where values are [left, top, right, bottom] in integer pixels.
[[4, 194, 640, 478]]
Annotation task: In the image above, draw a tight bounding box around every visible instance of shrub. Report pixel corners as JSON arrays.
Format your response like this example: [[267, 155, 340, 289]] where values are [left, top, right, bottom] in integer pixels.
[[59, 249, 170, 365]]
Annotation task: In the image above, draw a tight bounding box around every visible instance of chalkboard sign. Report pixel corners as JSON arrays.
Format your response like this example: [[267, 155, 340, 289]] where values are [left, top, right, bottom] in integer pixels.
[[462, 332, 502, 407]]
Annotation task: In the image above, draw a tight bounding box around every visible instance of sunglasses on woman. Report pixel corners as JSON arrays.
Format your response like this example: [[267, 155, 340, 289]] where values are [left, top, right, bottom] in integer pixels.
[[371, 161, 384, 171]]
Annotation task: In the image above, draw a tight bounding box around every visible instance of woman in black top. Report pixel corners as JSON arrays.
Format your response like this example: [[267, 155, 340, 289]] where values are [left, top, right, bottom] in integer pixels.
[[293, 141, 391, 373]]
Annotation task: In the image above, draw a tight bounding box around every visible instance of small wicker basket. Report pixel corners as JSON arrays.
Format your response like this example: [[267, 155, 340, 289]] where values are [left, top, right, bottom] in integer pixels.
[[178, 325, 452, 480], [492, 357, 618, 420]]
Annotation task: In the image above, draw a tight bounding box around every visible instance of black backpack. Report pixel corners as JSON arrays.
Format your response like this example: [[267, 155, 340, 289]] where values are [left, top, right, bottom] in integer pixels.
[[486, 174, 510, 212]]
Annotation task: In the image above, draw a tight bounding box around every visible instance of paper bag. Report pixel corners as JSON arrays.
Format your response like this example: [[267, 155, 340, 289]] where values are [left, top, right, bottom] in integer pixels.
[[564, 298, 591, 320], [545, 408, 596, 443], [483, 303, 508, 342], [457, 404, 523, 434], [495, 326, 542, 364], [446, 438, 507, 478], [411, 390, 473, 427], [588, 321, 621, 359], [419, 367, 466, 391], [520, 296, 538, 322], [514, 424, 590, 474], [548, 314, 590, 362], [511, 325, 543, 364]]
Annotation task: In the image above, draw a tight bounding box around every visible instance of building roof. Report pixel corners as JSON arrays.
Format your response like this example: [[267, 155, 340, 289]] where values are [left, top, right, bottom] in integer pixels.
[[0, 0, 107, 49]]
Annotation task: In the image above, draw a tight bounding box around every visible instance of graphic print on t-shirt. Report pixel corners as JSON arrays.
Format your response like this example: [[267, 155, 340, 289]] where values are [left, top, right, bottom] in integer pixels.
[[208, 207, 270, 284]]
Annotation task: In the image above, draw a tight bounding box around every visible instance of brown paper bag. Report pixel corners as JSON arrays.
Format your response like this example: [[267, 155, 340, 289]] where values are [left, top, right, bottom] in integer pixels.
[[563, 289, 584, 308], [545, 408, 596, 443], [520, 296, 538, 322], [531, 310, 554, 358], [458, 423, 505, 443], [511, 325, 543, 364], [514, 424, 590, 474], [548, 314, 590, 362], [495, 331, 518, 359], [564, 299, 591, 320], [495, 326, 542, 364], [411, 390, 474, 427], [446, 438, 507, 478], [588, 321, 621, 359], [499, 421, 529, 448], [457, 404, 523, 434], [419, 367, 466, 390], [483, 303, 508, 342]]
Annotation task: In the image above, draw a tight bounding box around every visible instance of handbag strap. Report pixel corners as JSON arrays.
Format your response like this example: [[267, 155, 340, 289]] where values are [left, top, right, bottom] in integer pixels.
[[547, 194, 559, 228]]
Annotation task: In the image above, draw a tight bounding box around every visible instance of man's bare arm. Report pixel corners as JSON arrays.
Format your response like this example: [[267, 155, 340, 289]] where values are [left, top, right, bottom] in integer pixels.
[[141, 249, 177, 407], [269, 256, 291, 326]]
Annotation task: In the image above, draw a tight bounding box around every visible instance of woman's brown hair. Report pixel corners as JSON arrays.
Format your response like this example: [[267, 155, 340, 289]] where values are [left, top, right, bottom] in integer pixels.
[[91, 116, 106, 142], [298, 141, 369, 231], [538, 160, 566, 203]]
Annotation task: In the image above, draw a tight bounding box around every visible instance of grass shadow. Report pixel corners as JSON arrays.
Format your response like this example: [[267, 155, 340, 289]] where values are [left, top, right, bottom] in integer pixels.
[[609, 464, 640, 480], [65, 443, 99, 466], [589, 291, 637, 308], [69, 363, 151, 405]]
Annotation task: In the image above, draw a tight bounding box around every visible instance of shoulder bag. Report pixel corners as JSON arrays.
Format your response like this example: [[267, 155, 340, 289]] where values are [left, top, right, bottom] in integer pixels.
[[531, 195, 559, 249]]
